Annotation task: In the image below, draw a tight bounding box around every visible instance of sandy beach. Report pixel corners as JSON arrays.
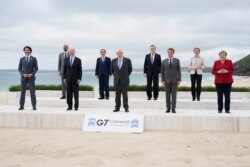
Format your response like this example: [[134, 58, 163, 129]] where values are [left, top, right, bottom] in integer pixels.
[[0, 128, 250, 167]]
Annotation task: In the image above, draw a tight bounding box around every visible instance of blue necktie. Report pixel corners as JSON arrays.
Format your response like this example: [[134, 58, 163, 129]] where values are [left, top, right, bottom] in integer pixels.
[[70, 58, 73, 67], [118, 60, 122, 70]]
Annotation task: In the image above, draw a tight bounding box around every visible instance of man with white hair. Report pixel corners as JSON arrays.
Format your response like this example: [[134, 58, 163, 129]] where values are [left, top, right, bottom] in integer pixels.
[[58, 44, 69, 99], [111, 49, 133, 112], [64, 48, 82, 111]]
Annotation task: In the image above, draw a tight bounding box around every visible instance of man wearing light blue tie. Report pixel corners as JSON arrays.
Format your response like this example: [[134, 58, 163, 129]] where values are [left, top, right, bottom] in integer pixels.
[[18, 46, 38, 110], [95, 49, 111, 100], [111, 49, 133, 112], [64, 48, 82, 111]]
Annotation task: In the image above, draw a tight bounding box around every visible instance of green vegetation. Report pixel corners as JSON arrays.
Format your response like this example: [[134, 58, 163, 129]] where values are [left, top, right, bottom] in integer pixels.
[[9, 84, 250, 92], [237, 54, 250, 64], [234, 54, 250, 76], [9, 85, 93, 92], [109, 85, 250, 92]]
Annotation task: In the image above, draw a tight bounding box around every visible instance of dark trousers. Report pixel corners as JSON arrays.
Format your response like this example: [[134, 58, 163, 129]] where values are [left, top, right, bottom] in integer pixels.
[[114, 82, 129, 110], [146, 75, 159, 99], [190, 72, 202, 100], [20, 79, 36, 107], [216, 83, 232, 111], [165, 82, 177, 109], [61, 75, 67, 96], [98, 74, 109, 98], [67, 80, 79, 109]]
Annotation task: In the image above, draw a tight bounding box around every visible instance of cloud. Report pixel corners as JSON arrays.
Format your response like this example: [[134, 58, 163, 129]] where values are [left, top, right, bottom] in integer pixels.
[[0, 0, 249, 70]]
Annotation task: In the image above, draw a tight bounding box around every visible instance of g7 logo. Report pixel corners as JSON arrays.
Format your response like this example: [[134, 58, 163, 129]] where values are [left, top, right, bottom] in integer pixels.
[[96, 119, 109, 126]]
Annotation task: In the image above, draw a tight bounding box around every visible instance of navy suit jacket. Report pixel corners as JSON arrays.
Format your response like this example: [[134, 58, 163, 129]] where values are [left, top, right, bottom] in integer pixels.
[[63, 57, 82, 82], [111, 57, 133, 85], [95, 57, 111, 76], [143, 53, 162, 77], [18, 56, 38, 81]]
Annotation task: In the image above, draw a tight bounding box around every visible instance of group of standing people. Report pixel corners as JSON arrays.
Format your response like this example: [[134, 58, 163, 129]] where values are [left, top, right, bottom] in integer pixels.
[[18, 44, 234, 114]]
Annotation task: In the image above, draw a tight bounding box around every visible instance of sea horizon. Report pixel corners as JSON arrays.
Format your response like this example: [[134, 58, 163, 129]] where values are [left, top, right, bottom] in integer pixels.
[[0, 69, 218, 91]]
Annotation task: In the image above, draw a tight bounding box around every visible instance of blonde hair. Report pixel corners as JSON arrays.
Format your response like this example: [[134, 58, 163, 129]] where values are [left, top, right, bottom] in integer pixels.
[[116, 49, 123, 54]]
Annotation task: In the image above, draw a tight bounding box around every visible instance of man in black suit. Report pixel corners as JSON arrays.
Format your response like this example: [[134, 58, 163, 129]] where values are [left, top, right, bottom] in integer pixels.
[[143, 45, 162, 100], [111, 49, 133, 112], [64, 48, 82, 111], [95, 49, 111, 100], [18, 46, 38, 110]]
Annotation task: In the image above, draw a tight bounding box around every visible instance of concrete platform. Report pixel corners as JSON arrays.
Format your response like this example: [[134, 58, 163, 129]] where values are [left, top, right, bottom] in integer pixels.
[[17, 97, 250, 110], [0, 105, 250, 132]]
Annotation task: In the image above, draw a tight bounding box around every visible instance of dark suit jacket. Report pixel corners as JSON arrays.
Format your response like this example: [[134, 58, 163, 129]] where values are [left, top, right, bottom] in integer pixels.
[[64, 57, 82, 82], [161, 57, 181, 83], [18, 56, 38, 81], [111, 57, 132, 85], [143, 53, 162, 77], [95, 57, 111, 76]]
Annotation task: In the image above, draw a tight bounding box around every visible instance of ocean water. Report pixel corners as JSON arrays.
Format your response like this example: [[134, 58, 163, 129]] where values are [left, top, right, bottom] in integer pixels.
[[0, 69, 215, 91]]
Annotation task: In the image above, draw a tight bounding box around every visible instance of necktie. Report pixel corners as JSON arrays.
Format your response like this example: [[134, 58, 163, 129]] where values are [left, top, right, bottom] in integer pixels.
[[151, 55, 154, 64], [64, 53, 66, 59], [118, 60, 122, 70], [102, 57, 105, 63], [26, 57, 29, 64], [70, 57, 73, 67], [170, 58, 172, 68]]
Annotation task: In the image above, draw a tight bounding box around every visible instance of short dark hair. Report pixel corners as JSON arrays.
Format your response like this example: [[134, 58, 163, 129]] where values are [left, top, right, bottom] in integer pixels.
[[168, 48, 175, 53], [193, 48, 201, 52], [100, 49, 106, 53], [23, 46, 32, 53], [150, 45, 156, 48]]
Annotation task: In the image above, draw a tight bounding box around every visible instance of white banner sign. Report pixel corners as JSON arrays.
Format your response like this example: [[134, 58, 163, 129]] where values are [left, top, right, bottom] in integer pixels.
[[83, 113, 144, 133]]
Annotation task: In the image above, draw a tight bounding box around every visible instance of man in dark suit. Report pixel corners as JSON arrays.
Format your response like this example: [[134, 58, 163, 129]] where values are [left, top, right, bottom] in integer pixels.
[[111, 49, 133, 112], [64, 48, 82, 111], [58, 44, 69, 99], [18, 46, 38, 110], [95, 49, 111, 100], [143, 45, 162, 100], [161, 48, 181, 113]]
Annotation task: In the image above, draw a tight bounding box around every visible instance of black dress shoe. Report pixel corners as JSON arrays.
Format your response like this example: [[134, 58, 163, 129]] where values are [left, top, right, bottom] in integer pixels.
[[75, 108, 78, 111], [18, 107, 24, 110], [154, 98, 157, 100], [98, 97, 104, 100], [166, 109, 171, 113], [106, 97, 109, 100], [197, 98, 200, 101], [225, 110, 230, 114], [67, 108, 72, 111], [147, 98, 151, 100], [60, 95, 66, 99], [125, 109, 129, 112], [172, 110, 176, 113], [33, 107, 37, 111], [192, 98, 195, 101], [218, 110, 222, 113], [113, 109, 119, 112]]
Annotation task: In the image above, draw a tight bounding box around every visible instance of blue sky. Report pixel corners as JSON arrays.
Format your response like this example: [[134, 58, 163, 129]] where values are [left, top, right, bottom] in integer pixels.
[[0, 0, 249, 70]]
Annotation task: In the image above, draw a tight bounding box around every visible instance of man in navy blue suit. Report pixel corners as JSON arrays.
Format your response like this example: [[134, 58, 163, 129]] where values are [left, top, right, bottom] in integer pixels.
[[64, 48, 82, 111], [18, 46, 38, 110], [95, 49, 111, 100]]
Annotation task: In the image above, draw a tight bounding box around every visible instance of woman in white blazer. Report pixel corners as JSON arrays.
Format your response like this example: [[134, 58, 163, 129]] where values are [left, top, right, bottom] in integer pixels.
[[189, 48, 205, 101]]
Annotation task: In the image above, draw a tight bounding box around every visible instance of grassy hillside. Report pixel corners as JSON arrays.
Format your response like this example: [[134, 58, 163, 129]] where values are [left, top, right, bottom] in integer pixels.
[[234, 54, 250, 76]]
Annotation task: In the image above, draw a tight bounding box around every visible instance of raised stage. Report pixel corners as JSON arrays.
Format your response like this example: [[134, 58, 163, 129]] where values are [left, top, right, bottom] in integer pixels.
[[0, 91, 250, 132]]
